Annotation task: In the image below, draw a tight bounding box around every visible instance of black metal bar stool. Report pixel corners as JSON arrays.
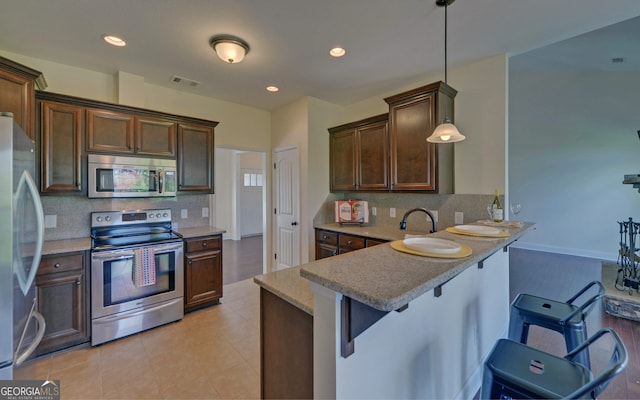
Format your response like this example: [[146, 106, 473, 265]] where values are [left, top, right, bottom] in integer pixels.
[[508, 280, 605, 368], [482, 328, 628, 399]]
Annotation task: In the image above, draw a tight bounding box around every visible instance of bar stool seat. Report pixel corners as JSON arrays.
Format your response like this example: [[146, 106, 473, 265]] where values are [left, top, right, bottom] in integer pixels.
[[508, 280, 604, 368], [482, 328, 628, 400]]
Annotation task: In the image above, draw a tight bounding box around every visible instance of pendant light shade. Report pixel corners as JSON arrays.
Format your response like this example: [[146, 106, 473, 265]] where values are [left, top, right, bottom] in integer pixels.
[[427, 0, 465, 144], [428, 122, 466, 143]]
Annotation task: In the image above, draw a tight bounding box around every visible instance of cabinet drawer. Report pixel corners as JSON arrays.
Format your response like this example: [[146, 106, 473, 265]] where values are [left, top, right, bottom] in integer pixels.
[[339, 234, 365, 250], [185, 236, 221, 253], [366, 238, 387, 247], [38, 253, 84, 275], [316, 230, 338, 246]]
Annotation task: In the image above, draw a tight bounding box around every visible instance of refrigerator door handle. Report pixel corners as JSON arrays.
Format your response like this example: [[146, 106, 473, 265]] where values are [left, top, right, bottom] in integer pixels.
[[14, 170, 45, 296], [14, 301, 46, 366]]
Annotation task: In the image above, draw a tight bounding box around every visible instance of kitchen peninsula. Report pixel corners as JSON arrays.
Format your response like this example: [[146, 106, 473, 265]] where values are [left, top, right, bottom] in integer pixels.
[[255, 222, 533, 399]]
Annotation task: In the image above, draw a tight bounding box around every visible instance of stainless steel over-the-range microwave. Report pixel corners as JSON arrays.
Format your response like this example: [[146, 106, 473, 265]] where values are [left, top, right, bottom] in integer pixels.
[[88, 154, 177, 198]]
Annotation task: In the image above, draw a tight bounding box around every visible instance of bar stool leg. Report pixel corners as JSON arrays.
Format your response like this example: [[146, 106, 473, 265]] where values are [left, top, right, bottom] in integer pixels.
[[565, 323, 590, 369]]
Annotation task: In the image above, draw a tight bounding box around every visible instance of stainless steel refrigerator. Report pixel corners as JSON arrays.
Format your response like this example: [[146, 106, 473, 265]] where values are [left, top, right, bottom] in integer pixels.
[[0, 113, 45, 379]]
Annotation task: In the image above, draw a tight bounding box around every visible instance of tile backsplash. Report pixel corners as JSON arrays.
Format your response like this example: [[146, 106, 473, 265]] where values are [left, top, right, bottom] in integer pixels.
[[314, 192, 500, 233], [41, 194, 211, 241]]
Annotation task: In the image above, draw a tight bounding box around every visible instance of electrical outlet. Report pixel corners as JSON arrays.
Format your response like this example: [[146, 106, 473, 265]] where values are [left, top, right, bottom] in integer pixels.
[[202, 207, 209, 218], [390, 207, 396, 218], [455, 211, 464, 224], [44, 215, 57, 228], [371, 207, 377, 216], [181, 209, 188, 219]]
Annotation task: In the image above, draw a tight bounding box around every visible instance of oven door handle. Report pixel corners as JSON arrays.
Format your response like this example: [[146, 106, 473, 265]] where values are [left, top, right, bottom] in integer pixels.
[[92, 242, 183, 260], [92, 251, 135, 260]]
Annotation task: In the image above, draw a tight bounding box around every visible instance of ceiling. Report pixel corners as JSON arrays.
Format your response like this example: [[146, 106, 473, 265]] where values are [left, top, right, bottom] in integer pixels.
[[0, 0, 639, 110]]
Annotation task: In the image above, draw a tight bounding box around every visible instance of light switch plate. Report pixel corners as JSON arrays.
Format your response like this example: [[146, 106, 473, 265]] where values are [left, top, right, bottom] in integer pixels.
[[371, 207, 377, 216], [455, 211, 464, 224], [390, 207, 396, 218], [181, 209, 188, 219], [202, 207, 209, 218]]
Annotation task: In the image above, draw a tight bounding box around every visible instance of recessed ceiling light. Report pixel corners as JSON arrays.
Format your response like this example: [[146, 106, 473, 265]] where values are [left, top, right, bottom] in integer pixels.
[[266, 86, 279, 92], [329, 47, 346, 57], [103, 35, 126, 47]]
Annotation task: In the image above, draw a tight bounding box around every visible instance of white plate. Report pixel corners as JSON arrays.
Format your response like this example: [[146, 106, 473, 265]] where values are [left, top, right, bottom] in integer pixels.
[[454, 224, 501, 235], [403, 237, 461, 254]]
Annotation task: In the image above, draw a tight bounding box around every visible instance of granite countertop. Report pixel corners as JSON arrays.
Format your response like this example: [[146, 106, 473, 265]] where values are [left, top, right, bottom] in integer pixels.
[[315, 223, 424, 241], [254, 266, 314, 315], [301, 222, 534, 312], [177, 226, 226, 239], [41, 226, 225, 256], [43, 238, 91, 255]]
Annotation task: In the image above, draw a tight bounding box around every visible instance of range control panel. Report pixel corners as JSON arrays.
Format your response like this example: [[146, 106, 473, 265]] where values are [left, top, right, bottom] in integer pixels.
[[91, 209, 172, 227]]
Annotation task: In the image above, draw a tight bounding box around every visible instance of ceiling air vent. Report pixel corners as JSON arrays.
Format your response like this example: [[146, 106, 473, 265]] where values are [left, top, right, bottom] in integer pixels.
[[170, 75, 200, 87]]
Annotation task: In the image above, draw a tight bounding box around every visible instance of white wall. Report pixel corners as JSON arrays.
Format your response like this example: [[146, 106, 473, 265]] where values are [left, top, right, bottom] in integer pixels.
[[215, 148, 235, 239], [307, 98, 340, 260], [509, 67, 640, 260]]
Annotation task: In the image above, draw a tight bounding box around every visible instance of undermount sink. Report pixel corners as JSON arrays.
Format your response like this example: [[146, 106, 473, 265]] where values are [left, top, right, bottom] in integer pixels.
[[402, 237, 461, 254]]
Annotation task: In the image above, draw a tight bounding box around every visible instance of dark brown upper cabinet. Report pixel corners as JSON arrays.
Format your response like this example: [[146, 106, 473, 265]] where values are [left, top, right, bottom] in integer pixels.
[[384, 81, 456, 193], [39, 100, 84, 194], [0, 56, 47, 141], [177, 123, 215, 193], [36, 91, 218, 195], [328, 114, 388, 192], [86, 110, 177, 157]]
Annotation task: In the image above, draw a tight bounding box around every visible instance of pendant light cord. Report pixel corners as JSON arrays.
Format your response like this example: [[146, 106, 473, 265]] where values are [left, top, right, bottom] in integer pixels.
[[443, 1, 450, 123]]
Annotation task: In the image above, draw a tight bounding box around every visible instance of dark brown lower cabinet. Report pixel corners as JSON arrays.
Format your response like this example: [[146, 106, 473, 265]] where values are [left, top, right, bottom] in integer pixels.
[[36, 251, 89, 355], [184, 235, 223, 312], [261, 288, 313, 399], [315, 228, 388, 260]]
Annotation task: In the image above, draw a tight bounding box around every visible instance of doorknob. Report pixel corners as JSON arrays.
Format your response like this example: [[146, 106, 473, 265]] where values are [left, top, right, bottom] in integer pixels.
[[291, 221, 298, 226]]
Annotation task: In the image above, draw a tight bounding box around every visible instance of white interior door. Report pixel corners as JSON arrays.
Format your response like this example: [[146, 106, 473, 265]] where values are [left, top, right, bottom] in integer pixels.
[[273, 147, 300, 270]]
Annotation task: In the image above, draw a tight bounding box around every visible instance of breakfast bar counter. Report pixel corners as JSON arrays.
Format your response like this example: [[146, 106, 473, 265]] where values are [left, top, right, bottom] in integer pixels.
[[302, 222, 533, 312], [256, 221, 534, 399]]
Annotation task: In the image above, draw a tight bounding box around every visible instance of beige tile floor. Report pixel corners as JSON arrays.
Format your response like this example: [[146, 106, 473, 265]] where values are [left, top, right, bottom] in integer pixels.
[[16, 279, 261, 400]]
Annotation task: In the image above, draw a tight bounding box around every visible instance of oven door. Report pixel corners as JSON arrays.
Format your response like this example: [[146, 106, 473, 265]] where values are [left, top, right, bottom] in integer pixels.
[[91, 241, 184, 319]]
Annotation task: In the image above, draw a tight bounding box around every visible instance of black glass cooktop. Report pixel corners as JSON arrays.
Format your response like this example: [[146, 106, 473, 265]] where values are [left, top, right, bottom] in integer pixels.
[[91, 222, 182, 250]]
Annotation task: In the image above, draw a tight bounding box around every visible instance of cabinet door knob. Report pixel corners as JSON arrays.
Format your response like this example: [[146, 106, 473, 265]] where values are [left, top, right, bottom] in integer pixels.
[[202, 242, 208, 247], [347, 240, 352, 244], [76, 280, 81, 285], [54, 263, 60, 268], [188, 260, 192, 265], [291, 221, 298, 226], [323, 235, 328, 239]]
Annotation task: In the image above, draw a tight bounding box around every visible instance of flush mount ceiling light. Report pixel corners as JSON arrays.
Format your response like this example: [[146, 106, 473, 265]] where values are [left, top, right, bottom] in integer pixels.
[[210, 34, 250, 64], [103, 35, 126, 47], [266, 85, 279, 92], [427, 0, 465, 144], [329, 47, 346, 57]]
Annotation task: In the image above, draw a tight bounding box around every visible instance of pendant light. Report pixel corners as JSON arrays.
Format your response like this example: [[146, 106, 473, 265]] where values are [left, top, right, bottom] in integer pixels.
[[427, 0, 465, 143]]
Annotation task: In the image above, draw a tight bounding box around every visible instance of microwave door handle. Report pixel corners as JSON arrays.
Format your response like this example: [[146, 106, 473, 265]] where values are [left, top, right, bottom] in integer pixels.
[[158, 168, 164, 194]]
